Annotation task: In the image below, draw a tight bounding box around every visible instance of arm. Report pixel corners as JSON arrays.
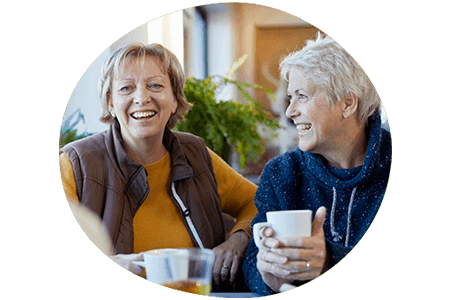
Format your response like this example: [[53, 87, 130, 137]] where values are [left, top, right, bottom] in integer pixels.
[[241, 162, 282, 295], [207, 148, 257, 287], [208, 148, 257, 237], [59, 152, 80, 204]]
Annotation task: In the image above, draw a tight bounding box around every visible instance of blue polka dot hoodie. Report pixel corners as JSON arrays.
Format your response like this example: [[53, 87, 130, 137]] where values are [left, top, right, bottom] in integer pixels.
[[242, 112, 391, 295]]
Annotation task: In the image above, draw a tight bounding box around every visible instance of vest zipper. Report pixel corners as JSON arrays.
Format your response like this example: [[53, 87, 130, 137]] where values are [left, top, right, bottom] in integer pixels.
[[170, 183, 204, 248]]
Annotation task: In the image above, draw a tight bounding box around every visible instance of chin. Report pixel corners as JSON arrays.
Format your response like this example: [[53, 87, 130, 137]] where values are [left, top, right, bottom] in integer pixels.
[[128, 129, 159, 141], [298, 141, 317, 154], [298, 146, 309, 153]]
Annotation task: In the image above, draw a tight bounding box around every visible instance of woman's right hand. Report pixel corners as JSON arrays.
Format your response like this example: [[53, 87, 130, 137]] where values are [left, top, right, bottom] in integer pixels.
[[109, 252, 145, 275], [255, 227, 294, 292], [255, 207, 328, 292]]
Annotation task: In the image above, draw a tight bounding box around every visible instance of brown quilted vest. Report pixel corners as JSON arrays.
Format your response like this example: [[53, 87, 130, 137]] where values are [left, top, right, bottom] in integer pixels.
[[61, 120, 225, 254]]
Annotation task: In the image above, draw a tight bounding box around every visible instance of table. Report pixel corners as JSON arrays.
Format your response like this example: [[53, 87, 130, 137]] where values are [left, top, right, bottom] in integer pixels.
[[210, 292, 260, 298]]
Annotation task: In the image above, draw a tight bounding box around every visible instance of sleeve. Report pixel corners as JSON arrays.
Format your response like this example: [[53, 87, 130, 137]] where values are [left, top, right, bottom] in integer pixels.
[[242, 162, 281, 296], [207, 148, 257, 238], [59, 151, 80, 204]]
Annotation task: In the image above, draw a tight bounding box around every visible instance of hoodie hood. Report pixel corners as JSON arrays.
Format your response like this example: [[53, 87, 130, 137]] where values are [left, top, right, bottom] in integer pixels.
[[300, 111, 391, 246]]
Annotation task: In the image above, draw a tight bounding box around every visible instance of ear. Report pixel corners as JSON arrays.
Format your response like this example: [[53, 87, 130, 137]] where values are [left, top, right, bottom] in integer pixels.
[[171, 98, 178, 114], [107, 93, 116, 117], [341, 93, 359, 119]]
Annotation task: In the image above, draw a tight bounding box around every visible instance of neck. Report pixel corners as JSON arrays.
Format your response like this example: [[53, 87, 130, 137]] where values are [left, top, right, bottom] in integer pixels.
[[322, 120, 368, 169], [123, 136, 167, 166]]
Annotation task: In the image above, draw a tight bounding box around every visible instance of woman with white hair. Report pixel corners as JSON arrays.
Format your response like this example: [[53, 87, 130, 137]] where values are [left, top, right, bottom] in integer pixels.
[[242, 33, 391, 294]]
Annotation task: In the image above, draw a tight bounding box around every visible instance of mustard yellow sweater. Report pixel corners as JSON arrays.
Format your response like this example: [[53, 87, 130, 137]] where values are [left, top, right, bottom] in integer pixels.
[[60, 148, 257, 253]]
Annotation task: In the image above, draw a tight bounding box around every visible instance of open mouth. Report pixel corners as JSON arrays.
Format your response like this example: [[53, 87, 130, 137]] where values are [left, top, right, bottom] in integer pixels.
[[296, 124, 312, 135], [131, 111, 156, 120]]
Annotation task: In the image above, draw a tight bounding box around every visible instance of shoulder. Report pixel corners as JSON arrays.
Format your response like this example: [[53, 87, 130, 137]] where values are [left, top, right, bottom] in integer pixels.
[[258, 149, 304, 199], [170, 131, 213, 173], [61, 131, 106, 151], [60, 132, 107, 161], [171, 131, 210, 158], [254, 150, 304, 212], [381, 128, 392, 147], [260, 149, 303, 185], [172, 131, 206, 147]]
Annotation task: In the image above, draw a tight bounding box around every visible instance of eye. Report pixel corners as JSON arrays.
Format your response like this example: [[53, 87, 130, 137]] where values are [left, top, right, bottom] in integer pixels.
[[287, 92, 308, 103], [119, 85, 132, 93], [149, 83, 163, 90], [298, 94, 308, 102]]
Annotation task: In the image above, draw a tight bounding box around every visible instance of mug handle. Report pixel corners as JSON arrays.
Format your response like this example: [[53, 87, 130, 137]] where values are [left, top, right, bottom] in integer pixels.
[[253, 222, 272, 251], [132, 261, 145, 268]]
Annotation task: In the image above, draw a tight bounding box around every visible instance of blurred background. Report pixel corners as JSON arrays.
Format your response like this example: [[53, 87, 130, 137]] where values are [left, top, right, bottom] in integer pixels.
[[60, 2, 387, 184]]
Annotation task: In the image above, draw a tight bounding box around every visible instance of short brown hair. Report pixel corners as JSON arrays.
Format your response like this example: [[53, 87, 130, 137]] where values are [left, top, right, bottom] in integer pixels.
[[98, 43, 192, 129]]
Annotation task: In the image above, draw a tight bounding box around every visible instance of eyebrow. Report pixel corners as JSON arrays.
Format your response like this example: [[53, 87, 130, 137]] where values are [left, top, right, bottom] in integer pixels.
[[287, 88, 307, 95], [116, 75, 166, 82]]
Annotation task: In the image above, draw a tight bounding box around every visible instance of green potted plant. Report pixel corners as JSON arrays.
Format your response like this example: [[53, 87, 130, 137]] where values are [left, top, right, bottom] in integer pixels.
[[174, 56, 280, 170]]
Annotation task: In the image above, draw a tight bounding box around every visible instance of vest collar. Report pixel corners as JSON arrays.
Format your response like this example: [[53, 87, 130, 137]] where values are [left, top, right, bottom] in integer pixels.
[[104, 119, 142, 183], [105, 120, 194, 185], [162, 127, 194, 182]]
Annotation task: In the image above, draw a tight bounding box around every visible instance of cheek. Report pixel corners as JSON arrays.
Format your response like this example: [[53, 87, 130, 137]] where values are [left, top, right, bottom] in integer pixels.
[[315, 117, 333, 138], [113, 98, 133, 119], [161, 91, 177, 114], [310, 102, 335, 124], [315, 116, 339, 139]]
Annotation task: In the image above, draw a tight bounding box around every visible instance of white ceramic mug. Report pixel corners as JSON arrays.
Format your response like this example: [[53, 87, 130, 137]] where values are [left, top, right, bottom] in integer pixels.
[[253, 210, 312, 250], [133, 248, 186, 284]]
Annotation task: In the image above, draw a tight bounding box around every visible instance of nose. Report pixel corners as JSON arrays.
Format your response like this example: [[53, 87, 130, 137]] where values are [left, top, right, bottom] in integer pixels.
[[134, 85, 151, 105], [285, 99, 299, 120]]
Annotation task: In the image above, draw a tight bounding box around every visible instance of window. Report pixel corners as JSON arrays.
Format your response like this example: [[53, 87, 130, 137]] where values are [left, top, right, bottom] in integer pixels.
[[184, 7, 207, 79]]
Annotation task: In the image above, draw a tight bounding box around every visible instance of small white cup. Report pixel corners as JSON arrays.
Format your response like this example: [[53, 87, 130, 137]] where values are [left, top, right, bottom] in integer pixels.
[[137, 248, 186, 284], [253, 210, 312, 250]]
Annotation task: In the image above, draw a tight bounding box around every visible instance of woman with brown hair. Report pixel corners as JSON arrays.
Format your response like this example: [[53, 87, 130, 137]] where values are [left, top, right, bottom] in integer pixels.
[[60, 43, 257, 288]]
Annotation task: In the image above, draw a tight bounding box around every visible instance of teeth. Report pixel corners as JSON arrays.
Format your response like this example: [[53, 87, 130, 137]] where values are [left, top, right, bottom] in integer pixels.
[[296, 124, 312, 132], [132, 111, 156, 119]]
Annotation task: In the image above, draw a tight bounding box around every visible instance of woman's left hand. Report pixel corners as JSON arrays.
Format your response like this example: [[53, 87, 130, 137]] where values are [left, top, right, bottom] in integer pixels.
[[261, 207, 328, 282], [212, 230, 250, 286]]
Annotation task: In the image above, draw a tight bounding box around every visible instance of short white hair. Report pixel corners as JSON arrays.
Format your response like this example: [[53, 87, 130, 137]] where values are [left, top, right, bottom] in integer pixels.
[[280, 33, 380, 125]]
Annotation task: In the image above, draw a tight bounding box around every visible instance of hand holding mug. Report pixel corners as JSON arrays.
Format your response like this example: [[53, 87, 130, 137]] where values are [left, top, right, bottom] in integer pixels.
[[253, 209, 312, 250], [254, 207, 328, 292]]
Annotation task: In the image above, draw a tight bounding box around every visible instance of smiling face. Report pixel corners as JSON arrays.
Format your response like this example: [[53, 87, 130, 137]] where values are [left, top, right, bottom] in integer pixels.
[[108, 55, 177, 148], [285, 67, 345, 156]]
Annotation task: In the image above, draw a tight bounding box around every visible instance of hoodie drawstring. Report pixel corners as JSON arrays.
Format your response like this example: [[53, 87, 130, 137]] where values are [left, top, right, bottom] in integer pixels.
[[330, 186, 358, 247]]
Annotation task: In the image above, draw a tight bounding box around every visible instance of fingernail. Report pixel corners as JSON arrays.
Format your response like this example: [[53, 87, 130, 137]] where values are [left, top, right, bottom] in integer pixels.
[[266, 240, 278, 248], [319, 206, 326, 216], [278, 256, 287, 264]]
